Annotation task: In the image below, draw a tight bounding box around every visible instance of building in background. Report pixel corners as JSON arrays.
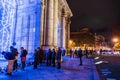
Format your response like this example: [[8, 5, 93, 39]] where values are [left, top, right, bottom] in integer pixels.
[[0, 0, 72, 54], [70, 27, 95, 49]]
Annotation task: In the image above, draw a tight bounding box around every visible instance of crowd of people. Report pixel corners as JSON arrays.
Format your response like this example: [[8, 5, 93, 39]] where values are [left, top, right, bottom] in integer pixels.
[[2, 46, 28, 75], [1, 46, 95, 76], [33, 47, 62, 69], [1, 46, 62, 76], [69, 48, 94, 66]]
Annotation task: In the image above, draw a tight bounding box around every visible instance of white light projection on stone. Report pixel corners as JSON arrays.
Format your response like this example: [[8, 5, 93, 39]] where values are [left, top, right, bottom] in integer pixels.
[[0, 0, 17, 52]]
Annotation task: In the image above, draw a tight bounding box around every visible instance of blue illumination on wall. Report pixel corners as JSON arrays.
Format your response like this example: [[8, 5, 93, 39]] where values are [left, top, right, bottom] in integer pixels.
[[57, 22, 61, 47], [0, 0, 42, 53], [0, 0, 16, 52]]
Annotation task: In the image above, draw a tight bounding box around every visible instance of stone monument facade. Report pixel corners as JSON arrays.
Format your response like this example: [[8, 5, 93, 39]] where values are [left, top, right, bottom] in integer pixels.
[[0, 0, 72, 53]]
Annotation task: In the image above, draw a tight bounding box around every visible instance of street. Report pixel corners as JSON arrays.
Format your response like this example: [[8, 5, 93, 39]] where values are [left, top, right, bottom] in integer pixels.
[[95, 54, 120, 80]]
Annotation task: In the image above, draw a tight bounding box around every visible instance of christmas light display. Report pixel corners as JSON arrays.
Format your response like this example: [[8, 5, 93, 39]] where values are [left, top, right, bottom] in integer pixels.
[[0, 0, 16, 52]]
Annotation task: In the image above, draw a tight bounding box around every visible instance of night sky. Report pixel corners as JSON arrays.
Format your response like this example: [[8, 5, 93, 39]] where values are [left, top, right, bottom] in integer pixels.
[[66, 0, 120, 32]]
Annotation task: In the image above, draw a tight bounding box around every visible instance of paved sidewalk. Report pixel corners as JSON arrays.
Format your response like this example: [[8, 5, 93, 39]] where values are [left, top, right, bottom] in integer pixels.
[[0, 56, 100, 80]]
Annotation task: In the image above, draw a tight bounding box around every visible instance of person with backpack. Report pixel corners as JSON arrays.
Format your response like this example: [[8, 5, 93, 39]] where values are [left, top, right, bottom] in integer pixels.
[[5, 46, 15, 76]]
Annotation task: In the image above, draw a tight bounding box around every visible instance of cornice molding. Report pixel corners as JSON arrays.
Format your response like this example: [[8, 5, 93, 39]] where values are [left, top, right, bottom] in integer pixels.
[[60, 0, 73, 17]]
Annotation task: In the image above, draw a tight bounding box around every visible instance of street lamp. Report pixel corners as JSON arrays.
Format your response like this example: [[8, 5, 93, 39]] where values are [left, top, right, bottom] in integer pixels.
[[112, 38, 118, 43], [112, 37, 119, 49], [69, 40, 73, 45], [69, 40, 75, 48]]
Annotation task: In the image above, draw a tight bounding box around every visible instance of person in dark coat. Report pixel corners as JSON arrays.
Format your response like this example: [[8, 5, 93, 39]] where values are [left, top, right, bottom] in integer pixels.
[[84, 48, 88, 58], [13, 48, 18, 71], [20, 47, 28, 70], [100, 49, 102, 55], [39, 47, 44, 65], [52, 49, 56, 67], [56, 47, 62, 69], [33, 49, 39, 69], [5, 46, 15, 76], [69, 49, 73, 58], [74, 49, 77, 58], [46, 49, 52, 66], [62, 49, 66, 56], [78, 48, 83, 66]]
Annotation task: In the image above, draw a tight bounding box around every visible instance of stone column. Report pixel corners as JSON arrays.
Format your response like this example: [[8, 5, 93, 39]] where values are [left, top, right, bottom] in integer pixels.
[[34, 3, 41, 49], [40, 0, 45, 46], [62, 15, 66, 49], [61, 9, 66, 49], [60, 9, 64, 48], [26, 15, 30, 51], [29, 14, 35, 53], [66, 17, 71, 55], [15, 14, 23, 50], [53, 0, 58, 47], [67, 20, 71, 49], [41, 0, 47, 46], [22, 14, 28, 49], [44, 0, 54, 49]]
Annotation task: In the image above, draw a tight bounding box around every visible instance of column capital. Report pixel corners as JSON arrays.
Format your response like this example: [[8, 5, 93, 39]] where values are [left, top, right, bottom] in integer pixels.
[[61, 8, 68, 17]]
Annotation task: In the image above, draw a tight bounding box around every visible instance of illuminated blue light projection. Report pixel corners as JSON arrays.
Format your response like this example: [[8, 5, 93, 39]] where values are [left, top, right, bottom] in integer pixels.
[[0, 0, 16, 52], [0, 0, 42, 53], [57, 22, 61, 47]]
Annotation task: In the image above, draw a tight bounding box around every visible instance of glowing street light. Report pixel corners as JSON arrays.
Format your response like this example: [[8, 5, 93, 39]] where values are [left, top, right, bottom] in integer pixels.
[[112, 38, 119, 43], [69, 40, 75, 48], [112, 38, 119, 49], [69, 40, 73, 45]]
